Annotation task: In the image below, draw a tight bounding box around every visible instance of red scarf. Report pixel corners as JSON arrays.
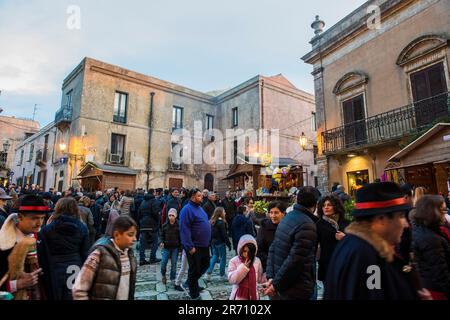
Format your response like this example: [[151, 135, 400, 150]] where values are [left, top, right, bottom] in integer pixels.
[[235, 257, 257, 300]]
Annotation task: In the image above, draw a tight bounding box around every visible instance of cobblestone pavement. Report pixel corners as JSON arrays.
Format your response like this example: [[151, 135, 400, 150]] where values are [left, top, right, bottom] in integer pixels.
[[134, 245, 322, 301], [134, 246, 239, 300]]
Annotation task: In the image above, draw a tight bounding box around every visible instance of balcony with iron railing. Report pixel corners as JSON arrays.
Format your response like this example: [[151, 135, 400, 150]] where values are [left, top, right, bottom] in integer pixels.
[[322, 92, 450, 155], [55, 105, 73, 126], [105, 150, 131, 166]]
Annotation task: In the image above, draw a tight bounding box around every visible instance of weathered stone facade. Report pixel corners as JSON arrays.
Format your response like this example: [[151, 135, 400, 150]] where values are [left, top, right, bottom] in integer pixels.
[[0, 116, 39, 186], [50, 57, 315, 192], [302, 0, 450, 194]]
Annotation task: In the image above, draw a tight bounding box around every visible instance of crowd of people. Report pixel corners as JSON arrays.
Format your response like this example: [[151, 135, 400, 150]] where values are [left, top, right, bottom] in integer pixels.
[[0, 181, 449, 300]]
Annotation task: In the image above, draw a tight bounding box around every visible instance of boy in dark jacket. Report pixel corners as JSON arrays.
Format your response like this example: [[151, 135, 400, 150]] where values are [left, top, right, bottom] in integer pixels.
[[160, 208, 181, 285]]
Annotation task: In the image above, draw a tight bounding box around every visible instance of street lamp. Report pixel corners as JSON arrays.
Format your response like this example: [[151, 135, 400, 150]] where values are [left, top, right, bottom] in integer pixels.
[[299, 132, 308, 151], [59, 143, 67, 152]]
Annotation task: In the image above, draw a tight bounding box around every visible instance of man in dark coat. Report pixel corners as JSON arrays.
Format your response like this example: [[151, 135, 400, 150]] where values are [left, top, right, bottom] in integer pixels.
[[138, 190, 161, 265], [324, 182, 421, 300], [221, 191, 236, 232], [202, 192, 217, 219], [264, 186, 320, 300]]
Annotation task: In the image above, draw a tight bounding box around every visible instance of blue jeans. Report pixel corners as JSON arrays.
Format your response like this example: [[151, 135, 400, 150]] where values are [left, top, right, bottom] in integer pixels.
[[206, 243, 227, 276], [139, 230, 159, 261], [161, 248, 179, 280]]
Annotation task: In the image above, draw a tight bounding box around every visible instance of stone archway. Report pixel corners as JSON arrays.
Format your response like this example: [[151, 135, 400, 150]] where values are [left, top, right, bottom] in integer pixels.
[[204, 173, 214, 191]]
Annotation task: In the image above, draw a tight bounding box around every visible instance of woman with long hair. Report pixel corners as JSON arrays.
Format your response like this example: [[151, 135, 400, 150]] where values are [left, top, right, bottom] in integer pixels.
[[316, 194, 350, 284], [410, 195, 450, 300], [38, 197, 89, 300], [205, 207, 231, 281], [413, 187, 426, 207]]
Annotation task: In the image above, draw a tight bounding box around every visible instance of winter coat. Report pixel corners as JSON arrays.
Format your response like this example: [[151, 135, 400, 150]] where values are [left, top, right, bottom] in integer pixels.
[[202, 199, 217, 219], [138, 196, 160, 232], [133, 194, 144, 222], [221, 198, 237, 224], [38, 215, 90, 300], [90, 202, 103, 239], [231, 214, 254, 251], [228, 235, 264, 300], [256, 218, 278, 272], [411, 223, 450, 297], [84, 237, 137, 300], [333, 190, 352, 203], [316, 218, 350, 281], [160, 221, 181, 249], [266, 204, 318, 300], [324, 221, 418, 300], [78, 205, 96, 245], [179, 200, 211, 251], [119, 196, 134, 216], [211, 219, 231, 249]]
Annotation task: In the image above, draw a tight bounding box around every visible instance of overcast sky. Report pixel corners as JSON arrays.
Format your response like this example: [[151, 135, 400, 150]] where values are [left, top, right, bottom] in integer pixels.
[[0, 0, 366, 126]]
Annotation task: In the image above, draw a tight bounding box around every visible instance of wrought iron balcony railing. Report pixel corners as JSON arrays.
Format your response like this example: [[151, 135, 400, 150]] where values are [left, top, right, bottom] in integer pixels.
[[55, 105, 72, 125], [322, 92, 450, 154]]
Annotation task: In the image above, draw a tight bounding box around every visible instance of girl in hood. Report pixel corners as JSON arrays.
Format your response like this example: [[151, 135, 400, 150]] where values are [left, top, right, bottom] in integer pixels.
[[228, 234, 265, 300]]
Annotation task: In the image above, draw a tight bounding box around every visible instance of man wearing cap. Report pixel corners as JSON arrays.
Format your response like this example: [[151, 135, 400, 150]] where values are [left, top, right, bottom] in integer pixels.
[[0, 188, 12, 221], [0, 194, 49, 300], [324, 182, 426, 300]]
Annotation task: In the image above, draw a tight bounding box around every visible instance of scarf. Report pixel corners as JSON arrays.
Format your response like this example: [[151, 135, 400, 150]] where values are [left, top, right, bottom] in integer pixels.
[[235, 257, 257, 300], [323, 215, 340, 232]]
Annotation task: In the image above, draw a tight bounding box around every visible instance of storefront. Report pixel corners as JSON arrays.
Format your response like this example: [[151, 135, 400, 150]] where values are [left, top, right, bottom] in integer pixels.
[[386, 123, 450, 195], [223, 158, 303, 200]]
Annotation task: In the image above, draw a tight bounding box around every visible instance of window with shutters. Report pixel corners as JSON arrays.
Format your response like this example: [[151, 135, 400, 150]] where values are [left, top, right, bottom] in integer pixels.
[[342, 94, 367, 148], [410, 62, 448, 128]]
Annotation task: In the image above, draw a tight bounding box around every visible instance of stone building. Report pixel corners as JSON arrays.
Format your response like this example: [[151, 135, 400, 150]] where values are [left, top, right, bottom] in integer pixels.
[[0, 115, 40, 186], [302, 0, 450, 195], [12, 122, 57, 191], [50, 57, 316, 192]]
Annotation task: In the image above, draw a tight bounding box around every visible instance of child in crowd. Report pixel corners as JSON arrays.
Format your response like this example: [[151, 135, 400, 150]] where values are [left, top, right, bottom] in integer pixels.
[[72, 216, 138, 300], [228, 234, 264, 300], [160, 208, 181, 285]]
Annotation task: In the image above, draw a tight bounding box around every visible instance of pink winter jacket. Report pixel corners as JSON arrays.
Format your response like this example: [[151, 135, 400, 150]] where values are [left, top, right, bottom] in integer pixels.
[[228, 234, 265, 300]]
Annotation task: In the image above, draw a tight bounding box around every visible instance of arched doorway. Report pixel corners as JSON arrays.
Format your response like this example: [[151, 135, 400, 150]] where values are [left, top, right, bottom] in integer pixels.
[[204, 173, 214, 191]]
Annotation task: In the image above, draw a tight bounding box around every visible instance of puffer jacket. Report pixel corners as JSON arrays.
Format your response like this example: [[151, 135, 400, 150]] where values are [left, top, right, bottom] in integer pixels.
[[87, 237, 137, 300], [160, 221, 181, 249], [228, 235, 264, 300], [411, 223, 450, 297], [266, 204, 318, 299]]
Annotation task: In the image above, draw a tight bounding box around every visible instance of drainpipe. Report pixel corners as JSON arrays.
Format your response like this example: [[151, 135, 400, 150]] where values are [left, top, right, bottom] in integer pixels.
[[146, 92, 155, 191]]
